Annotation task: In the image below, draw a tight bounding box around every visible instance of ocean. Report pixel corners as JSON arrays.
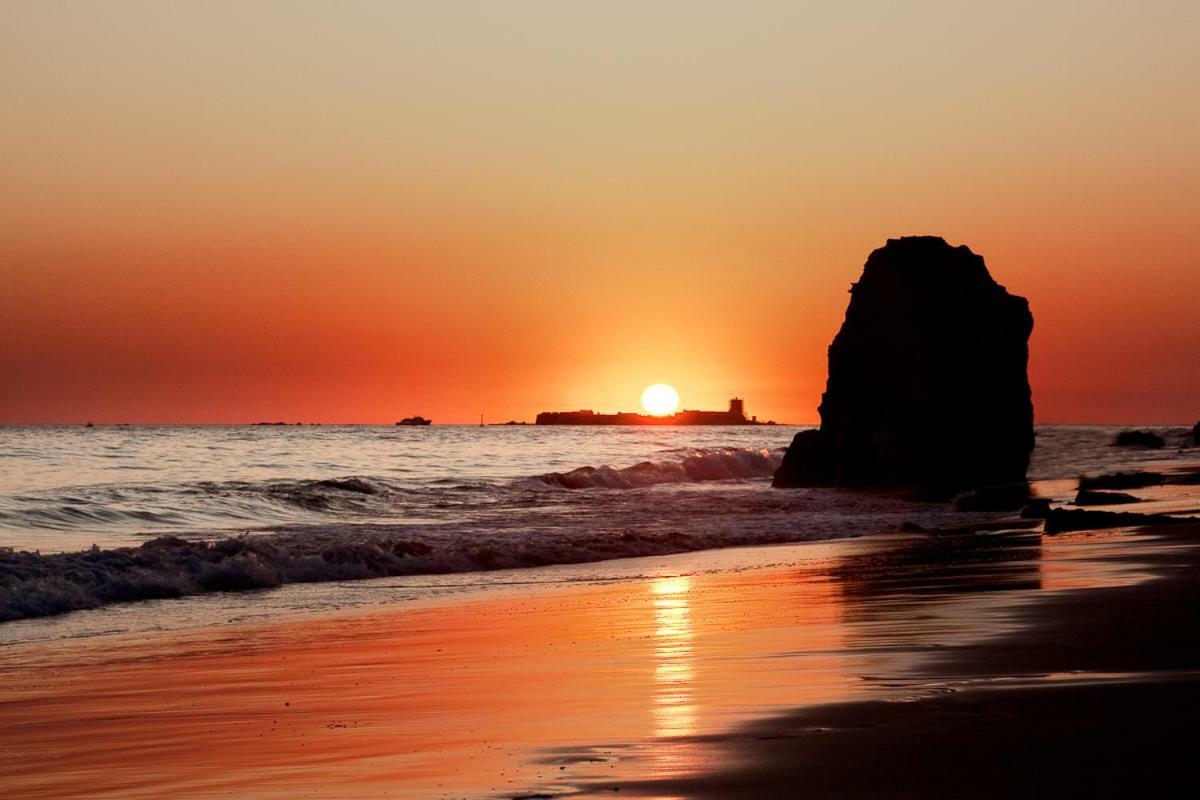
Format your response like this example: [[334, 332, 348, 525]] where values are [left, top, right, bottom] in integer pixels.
[[1, 423, 1194, 642]]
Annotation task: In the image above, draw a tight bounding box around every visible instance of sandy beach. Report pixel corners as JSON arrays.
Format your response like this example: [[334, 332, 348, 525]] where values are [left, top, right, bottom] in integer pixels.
[[4, 521, 1197, 799]]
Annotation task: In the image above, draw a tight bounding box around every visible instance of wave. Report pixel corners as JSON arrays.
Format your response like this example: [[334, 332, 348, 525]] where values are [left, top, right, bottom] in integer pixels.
[[0, 534, 434, 622], [0, 477, 402, 532], [4, 443, 1112, 623], [532, 447, 784, 489], [195, 475, 410, 513], [0, 449, 786, 535], [0, 479, 991, 623]]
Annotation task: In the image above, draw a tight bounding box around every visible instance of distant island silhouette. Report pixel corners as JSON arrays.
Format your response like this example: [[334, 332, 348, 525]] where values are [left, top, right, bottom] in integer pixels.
[[536, 397, 775, 426]]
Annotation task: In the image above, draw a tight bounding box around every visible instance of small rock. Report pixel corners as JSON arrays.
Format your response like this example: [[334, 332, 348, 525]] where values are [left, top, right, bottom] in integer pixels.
[[1113, 430, 1165, 448], [1074, 489, 1140, 506], [1020, 498, 1052, 519], [1078, 471, 1166, 491], [1043, 508, 1194, 534], [954, 483, 1031, 512]]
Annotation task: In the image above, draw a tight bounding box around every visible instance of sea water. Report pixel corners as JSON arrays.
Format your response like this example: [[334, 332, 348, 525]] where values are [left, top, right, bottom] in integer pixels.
[[0, 423, 1194, 639]]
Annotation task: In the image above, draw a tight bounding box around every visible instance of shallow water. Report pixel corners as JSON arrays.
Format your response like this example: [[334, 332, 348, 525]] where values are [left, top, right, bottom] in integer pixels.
[[0, 423, 1194, 631]]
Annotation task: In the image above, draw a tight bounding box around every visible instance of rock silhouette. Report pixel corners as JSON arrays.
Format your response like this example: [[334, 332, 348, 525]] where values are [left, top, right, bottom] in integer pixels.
[[1113, 430, 1165, 448], [953, 483, 1031, 512], [774, 236, 1034, 490], [1074, 489, 1140, 506], [1079, 471, 1165, 491], [1193, 421, 1199, 446], [1044, 508, 1196, 534]]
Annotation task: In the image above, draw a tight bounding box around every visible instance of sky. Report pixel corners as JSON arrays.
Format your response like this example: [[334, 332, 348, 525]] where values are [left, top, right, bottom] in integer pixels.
[[2, 1, 1198, 424]]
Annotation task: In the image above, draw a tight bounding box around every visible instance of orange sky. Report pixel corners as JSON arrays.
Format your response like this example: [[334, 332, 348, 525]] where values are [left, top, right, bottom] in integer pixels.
[[2, 2, 1198, 424]]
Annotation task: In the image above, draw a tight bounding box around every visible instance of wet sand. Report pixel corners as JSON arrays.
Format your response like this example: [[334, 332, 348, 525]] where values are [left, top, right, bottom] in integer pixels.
[[615, 525, 1200, 799], [2, 524, 1198, 799]]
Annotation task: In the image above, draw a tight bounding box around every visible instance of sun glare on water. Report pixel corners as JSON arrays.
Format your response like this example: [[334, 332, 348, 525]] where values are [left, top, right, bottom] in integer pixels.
[[641, 384, 680, 416]]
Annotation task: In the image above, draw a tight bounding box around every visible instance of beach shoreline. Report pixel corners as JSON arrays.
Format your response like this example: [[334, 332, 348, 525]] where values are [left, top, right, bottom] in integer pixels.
[[4, 522, 1198, 798], [611, 524, 1200, 798]]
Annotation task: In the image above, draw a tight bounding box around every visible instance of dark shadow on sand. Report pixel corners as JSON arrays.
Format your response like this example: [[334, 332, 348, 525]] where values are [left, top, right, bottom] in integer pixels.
[[571, 526, 1200, 799]]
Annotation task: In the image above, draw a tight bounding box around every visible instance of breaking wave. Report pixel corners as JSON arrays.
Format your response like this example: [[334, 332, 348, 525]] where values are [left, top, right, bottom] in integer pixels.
[[1, 447, 815, 621], [0, 477, 984, 623], [532, 447, 784, 489]]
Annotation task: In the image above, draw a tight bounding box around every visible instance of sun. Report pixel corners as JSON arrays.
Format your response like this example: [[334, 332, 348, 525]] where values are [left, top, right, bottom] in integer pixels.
[[641, 384, 680, 416]]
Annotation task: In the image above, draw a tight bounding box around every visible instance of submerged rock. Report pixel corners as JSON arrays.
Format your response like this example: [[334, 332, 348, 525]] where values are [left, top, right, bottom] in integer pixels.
[[775, 236, 1034, 490], [1020, 498, 1053, 519], [954, 483, 1031, 512], [1074, 489, 1141, 506], [1169, 467, 1200, 485], [1044, 508, 1195, 534], [1113, 430, 1165, 448], [1078, 471, 1166, 491]]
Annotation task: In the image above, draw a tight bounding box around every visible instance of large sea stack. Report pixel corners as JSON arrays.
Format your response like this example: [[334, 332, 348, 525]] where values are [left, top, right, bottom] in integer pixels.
[[774, 236, 1034, 490]]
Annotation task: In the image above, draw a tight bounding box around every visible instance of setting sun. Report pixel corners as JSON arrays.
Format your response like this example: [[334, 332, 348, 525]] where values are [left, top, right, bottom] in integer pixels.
[[641, 384, 680, 416]]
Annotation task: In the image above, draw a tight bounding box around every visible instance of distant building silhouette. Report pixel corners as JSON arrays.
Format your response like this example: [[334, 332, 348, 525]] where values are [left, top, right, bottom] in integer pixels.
[[536, 397, 771, 425]]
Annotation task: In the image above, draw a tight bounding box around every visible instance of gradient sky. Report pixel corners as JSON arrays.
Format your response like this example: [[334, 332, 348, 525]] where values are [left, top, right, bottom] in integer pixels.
[[3, 1, 1198, 424]]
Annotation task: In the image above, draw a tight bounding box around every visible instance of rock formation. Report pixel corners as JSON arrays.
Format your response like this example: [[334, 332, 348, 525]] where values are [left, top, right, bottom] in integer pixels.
[[1113, 430, 1165, 448], [1193, 421, 1199, 446], [774, 236, 1034, 490]]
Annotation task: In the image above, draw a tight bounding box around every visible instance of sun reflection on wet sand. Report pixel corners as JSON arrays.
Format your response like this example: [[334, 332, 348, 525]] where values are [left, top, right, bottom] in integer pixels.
[[651, 576, 697, 740]]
